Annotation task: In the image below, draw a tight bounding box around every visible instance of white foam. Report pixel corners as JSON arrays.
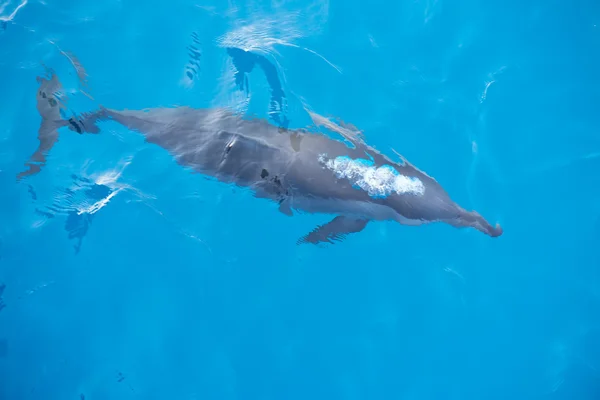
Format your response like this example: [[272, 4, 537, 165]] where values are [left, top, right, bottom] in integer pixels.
[[76, 187, 121, 215], [73, 157, 150, 216], [216, 13, 304, 55], [320, 155, 425, 198]]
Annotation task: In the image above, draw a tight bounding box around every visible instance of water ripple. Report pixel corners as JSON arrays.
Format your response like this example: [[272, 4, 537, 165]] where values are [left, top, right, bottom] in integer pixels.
[[0, 0, 27, 22]]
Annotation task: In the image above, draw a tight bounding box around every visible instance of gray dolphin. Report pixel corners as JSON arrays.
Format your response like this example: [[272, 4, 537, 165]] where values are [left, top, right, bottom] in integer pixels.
[[16, 67, 97, 181], [17, 69, 67, 180], [23, 70, 503, 245]]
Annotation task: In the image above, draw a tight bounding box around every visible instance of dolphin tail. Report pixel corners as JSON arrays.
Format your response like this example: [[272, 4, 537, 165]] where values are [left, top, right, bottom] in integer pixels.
[[18, 54, 104, 181], [449, 210, 503, 238], [17, 68, 85, 181], [66, 106, 109, 135]]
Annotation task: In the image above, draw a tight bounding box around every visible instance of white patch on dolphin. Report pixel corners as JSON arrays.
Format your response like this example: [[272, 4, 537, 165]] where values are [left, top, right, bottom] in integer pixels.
[[319, 154, 425, 198]]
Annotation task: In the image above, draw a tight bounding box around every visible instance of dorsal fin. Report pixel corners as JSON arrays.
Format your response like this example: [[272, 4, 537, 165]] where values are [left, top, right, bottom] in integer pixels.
[[305, 108, 438, 183], [337, 119, 364, 138], [306, 110, 366, 149], [389, 147, 436, 181]]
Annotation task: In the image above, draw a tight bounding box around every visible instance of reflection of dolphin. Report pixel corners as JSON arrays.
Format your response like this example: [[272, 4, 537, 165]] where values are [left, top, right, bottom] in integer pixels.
[[26, 72, 503, 245], [16, 68, 96, 181], [227, 47, 289, 129], [16, 70, 65, 180]]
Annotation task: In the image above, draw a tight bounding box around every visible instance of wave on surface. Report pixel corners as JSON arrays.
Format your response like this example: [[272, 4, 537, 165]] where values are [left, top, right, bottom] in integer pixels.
[[30, 158, 149, 253], [215, 6, 340, 73], [0, 0, 27, 22]]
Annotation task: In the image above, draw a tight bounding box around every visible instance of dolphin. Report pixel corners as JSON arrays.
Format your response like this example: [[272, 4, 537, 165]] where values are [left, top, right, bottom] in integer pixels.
[[16, 67, 98, 181], [22, 70, 503, 245]]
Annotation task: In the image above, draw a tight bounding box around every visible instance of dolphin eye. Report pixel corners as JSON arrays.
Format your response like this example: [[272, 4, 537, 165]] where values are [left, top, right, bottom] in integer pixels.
[[48, 98, 57, 107], [41, 92, 47, 98]]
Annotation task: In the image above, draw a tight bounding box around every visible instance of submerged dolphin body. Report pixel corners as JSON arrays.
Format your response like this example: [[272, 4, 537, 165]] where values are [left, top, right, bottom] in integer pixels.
[[17, 67, 98, 181], [23, 70, 503, 245], [17, 69, 69, 180], [71, 104, 503, 244]]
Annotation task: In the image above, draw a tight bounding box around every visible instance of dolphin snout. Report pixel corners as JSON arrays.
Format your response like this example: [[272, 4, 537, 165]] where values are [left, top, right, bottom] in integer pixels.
[[474, 215, 503, 238], [489, 223, 503, 237], [453, 210, 503, 238]]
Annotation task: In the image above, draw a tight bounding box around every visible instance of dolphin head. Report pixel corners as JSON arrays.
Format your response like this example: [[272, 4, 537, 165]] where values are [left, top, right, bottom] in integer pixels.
[[316, 152, 501, 235]]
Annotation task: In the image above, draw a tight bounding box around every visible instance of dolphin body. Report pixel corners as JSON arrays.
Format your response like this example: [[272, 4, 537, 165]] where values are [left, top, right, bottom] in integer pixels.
[[24, 70, 503, 245], [17, 71, 70, 180], [17, 66, 94, 180]]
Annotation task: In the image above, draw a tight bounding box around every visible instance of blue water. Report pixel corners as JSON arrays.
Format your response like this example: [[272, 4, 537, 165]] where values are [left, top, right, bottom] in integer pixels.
[[1, 0, 599, 399]]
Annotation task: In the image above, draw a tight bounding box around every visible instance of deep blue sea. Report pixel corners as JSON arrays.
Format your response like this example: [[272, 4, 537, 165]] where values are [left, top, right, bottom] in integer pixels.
[[1, 0, 599, 399]]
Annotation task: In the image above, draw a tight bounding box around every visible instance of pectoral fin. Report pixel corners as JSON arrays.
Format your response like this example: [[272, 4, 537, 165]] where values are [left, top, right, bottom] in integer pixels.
[[278, 200, 293, 216], [297, 216, 369, 245]]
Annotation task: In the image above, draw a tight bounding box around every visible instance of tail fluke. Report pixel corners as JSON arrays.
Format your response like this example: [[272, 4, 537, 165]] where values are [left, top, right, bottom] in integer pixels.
[[17, 69, 68, 181], [17, 56, 101, 180], [65, 108, 108, 134]]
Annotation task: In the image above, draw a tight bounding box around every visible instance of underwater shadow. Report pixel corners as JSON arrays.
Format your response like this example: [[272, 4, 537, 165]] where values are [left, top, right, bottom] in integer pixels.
[[226, 47, 290, 130]]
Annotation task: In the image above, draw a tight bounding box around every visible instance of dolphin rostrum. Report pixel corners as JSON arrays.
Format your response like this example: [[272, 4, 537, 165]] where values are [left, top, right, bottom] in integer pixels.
[[21, 69, 503, 245]]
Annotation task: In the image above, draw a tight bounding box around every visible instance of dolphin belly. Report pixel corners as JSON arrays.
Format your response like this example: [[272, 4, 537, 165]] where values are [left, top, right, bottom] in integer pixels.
[[289, 195, 401, 221]]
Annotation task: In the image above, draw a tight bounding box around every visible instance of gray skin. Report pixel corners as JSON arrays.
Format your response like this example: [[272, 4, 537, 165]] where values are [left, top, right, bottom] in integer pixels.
[[17, 68, 99, 181], [21, 70, 503, 245], [17, 70, 69, 180]]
